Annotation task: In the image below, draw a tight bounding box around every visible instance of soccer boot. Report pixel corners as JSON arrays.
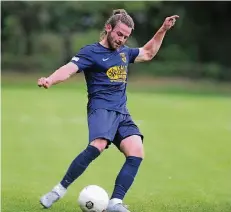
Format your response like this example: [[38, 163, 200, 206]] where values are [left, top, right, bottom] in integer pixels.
[[107, 203, 131, 212], [40, 183, 67, 208]]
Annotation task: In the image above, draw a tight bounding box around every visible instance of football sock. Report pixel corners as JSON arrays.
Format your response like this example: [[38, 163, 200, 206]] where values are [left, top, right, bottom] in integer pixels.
[[60, 145, 100, 188], [111, 156, 143, 200]]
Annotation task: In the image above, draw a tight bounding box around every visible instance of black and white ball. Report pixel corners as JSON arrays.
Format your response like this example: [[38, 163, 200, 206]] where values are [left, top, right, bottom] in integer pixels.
[[78, 185, 109, 212]]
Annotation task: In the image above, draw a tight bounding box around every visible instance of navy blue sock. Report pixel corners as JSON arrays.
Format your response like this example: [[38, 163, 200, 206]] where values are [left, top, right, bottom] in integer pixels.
[[60, 145, 100, 188], [111, 156, 143, 200]]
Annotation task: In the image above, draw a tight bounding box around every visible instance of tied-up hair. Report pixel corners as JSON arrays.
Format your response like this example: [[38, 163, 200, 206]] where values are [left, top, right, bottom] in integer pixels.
[[100, 9, 134, 40]]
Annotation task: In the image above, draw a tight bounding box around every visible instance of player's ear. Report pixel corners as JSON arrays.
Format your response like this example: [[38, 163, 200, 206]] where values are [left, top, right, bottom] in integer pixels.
[[105, 24, 112, 33]]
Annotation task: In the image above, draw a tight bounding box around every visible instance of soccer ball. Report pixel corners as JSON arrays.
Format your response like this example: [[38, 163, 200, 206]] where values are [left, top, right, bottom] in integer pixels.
[[78, 185, 109, 212]]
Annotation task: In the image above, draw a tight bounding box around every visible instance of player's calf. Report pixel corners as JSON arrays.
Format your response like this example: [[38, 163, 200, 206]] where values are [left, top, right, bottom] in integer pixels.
[[109, 135, 144, 208], [60, 144, 102, 188], [40, 140, 107, 208]]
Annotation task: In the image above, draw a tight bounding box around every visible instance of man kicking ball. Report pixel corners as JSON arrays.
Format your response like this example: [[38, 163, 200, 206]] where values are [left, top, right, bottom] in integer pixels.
[[38, 9, 179, 212]]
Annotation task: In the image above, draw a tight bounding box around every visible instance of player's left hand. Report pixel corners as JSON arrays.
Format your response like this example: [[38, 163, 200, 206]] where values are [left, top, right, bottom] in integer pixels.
[[162, 15, 179, 31]]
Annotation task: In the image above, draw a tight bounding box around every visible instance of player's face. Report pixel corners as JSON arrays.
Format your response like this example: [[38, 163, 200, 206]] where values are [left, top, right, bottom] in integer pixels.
[[106, 23, 132, 50]]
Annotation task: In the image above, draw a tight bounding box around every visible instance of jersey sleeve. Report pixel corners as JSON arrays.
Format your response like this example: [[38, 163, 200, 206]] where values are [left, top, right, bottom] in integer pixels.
[[71, 46, 94, 72], [128, 48, 140, 63]]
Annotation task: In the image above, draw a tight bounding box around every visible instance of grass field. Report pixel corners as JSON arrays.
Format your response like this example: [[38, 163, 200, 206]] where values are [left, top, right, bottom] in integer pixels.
[[2, 77, 231, 212]]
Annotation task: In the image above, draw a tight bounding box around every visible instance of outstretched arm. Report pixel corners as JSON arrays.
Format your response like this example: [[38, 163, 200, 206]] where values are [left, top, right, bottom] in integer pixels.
[[37, 62, 78, 89], [134, 15, 179, 63], [38, 45, 94, 89]]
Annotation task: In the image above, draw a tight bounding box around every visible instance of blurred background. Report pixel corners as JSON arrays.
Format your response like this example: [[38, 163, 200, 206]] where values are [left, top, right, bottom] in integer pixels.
[[1, 1, 231, 83]]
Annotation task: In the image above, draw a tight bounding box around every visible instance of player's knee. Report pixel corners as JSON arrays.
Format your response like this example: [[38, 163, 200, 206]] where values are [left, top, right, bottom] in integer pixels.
[[90, 138, 108, 152], [120, 135, 145, 159], [129, 145, 144, 159]]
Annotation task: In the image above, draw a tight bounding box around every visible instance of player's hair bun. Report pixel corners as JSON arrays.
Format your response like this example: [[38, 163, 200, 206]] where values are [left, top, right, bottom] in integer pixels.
[[112, 9, 127, 15]]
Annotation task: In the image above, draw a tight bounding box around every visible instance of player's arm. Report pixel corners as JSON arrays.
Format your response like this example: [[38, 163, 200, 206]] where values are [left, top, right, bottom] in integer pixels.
[[37, 62, 79, 89], [38, 46, 93, 89], [134, 15, 179, 63]]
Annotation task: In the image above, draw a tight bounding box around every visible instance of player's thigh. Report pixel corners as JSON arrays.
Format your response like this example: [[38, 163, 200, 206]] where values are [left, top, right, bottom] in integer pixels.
[[114, 115, 144, 158], [88, 109, 120, 150], [120, 135, 144, 158]]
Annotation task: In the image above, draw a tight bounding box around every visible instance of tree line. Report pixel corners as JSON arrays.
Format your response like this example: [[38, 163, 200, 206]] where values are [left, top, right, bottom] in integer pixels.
[[2, 1, 231, 81]]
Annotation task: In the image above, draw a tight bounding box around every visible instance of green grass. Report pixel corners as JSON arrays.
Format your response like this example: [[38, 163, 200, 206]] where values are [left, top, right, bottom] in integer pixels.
[[2, 81, 231, 212]]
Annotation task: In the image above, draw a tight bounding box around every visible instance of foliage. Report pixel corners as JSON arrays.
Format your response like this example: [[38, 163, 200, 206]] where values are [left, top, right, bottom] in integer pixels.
[[1, 1, 231, 81]]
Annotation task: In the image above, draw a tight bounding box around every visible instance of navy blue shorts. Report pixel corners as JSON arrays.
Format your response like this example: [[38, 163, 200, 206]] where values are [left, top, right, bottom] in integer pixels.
[[87, 109, 143, 149]]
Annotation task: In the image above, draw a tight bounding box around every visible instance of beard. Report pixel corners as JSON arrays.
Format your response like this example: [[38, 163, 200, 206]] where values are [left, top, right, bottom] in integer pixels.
[[107, 32, 122, 50], [107, 32, 116, 50]]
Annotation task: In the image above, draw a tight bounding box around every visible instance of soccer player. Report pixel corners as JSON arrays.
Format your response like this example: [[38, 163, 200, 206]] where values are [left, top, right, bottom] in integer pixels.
[[38, 9, 179, 212]]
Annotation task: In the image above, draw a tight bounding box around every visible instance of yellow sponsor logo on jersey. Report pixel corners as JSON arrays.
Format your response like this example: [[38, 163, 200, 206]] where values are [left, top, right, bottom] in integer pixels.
[[106, 65, 127, 82]]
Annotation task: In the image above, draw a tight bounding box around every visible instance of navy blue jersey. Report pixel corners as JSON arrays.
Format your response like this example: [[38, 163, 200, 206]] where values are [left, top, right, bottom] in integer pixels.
[[71, 42, 139, 114]]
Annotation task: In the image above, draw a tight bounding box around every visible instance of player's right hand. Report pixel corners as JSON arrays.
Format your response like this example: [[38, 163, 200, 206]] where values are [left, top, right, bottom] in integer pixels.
[[162, 15, 179, 31], [37, 77, 52, 89]]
